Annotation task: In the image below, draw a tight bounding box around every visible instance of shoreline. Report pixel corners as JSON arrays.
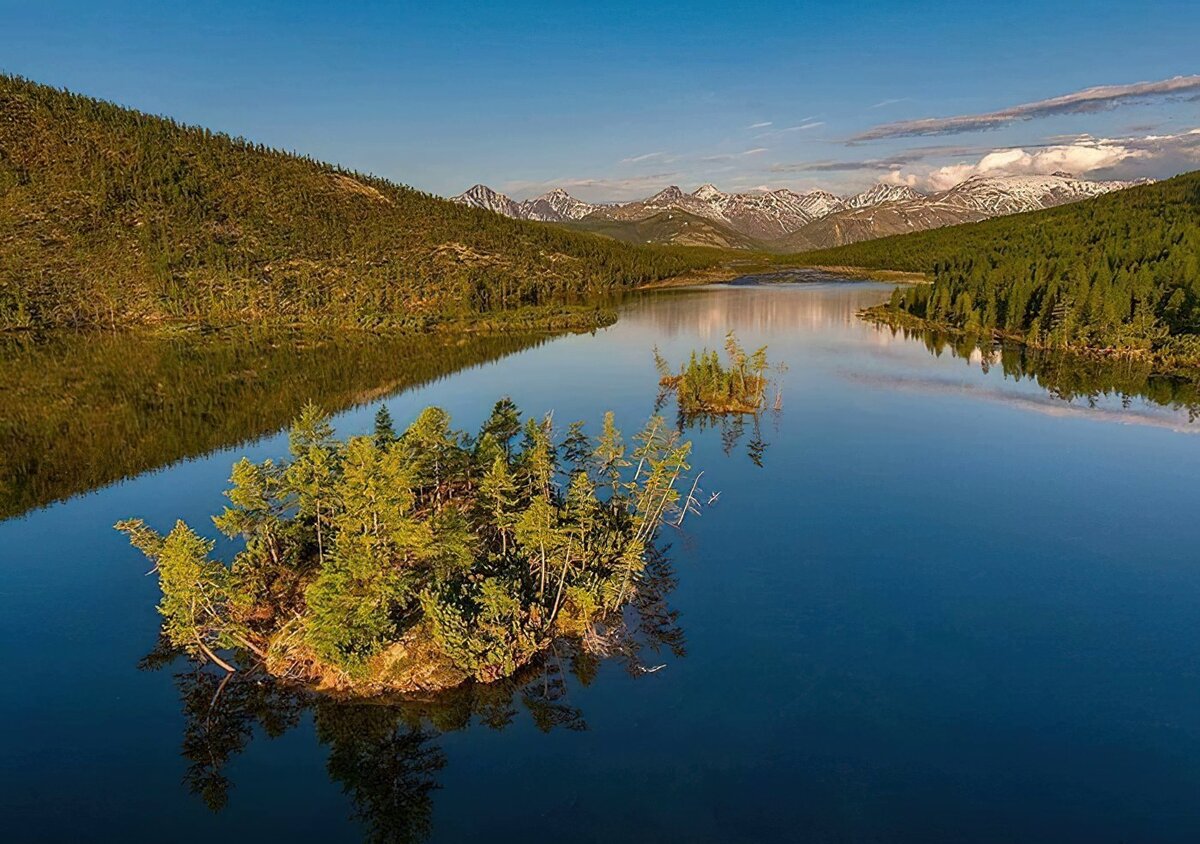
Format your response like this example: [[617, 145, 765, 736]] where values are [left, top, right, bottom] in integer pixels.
[[635, 259, 777, 289], [794, 265, 929, 284], [861, 304, 1200, 375], [638, 260, 930, 290]]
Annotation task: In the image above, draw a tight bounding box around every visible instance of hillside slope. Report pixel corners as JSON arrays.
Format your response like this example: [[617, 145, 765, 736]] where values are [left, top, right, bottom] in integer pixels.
[[561, 209, 766, 249], [794, 172, 1200, 366], [774, 201, 986, 251], [0, 75, 720, 330]]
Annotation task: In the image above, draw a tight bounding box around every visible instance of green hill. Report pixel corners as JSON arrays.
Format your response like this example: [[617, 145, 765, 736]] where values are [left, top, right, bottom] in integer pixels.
[[560, 209, 767, 250], [791, 172, 1200, 368], [0, 75, 724, 331]]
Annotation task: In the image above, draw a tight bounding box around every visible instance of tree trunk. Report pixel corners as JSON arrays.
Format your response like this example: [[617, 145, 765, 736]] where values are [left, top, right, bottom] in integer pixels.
[[195, 635, 236, 673]]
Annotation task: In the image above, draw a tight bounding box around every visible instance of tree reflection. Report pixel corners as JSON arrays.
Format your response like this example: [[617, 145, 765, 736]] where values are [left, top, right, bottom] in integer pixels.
[[141, 551, 685, 842], [879, 322, 1200, 421], [0, 328, 559, 521], [316, 704, 445, 844], [657, 386, 780, 467]]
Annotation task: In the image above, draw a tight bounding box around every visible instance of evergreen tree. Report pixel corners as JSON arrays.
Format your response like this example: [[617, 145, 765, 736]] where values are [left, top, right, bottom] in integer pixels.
[[478, 456, 518, 555], [116, 518, 244, 671], [481, 398, 522, 456], [373, 405, 396, 448]]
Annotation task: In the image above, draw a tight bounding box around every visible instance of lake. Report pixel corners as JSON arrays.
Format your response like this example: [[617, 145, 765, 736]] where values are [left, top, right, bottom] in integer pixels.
[[3, 277, 1200, 842]]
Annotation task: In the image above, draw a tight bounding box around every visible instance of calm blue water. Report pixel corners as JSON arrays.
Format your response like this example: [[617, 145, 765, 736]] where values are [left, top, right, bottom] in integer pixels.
[[3, 280, 1200, 842]]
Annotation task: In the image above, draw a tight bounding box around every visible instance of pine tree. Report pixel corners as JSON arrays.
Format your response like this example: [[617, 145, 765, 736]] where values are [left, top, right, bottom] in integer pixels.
[[481, 398, 522, 457], [373, 405, 396, 448], [116, 518, 244, 671], [592, 411, 629, 504], [478, 456, 518, 555]]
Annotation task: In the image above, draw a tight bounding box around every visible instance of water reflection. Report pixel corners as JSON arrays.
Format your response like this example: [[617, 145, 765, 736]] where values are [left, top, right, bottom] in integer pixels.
[[655, 381, 781, 467], [145, 550, 684, 843], [875, 321, 1200, 423], [631, 279, 1200, 428], [0, 329, 560, 521], [8, 280, 1200, 840], [625, 280, 890, 340]]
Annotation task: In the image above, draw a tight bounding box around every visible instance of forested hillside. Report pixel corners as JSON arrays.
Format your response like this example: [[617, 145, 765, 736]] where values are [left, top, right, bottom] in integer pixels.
[[796, 172, 1200, 365], [561, 209, 767, 250], [0, 75, 721, 330]]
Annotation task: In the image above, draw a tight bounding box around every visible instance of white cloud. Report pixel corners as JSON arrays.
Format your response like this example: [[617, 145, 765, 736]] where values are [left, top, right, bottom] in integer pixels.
[[619, 151, 670, 164], [880, 170, 918, 187], [747, 121, 773, 129], [854, 74, 1200, 141], [699, 147, 770, 163], [923, 139, 1148, 189], [755, 119, 824, 139]]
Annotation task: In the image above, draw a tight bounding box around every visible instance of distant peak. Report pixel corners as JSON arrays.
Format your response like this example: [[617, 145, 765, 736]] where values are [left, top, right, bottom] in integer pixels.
[[845, 182, 924, 208], [692, 183, 725, 200], [649, 185, 684, 203], [458, 184, 508, 200]]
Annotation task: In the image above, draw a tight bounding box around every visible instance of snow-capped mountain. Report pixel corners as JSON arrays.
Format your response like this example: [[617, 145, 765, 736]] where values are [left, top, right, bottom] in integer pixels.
[[450, 185, 597, 222], [791, 189, 847, 220], [451, 173, 1139, 249], [519, 188, 599, 221], [587, 184, 847, 240], [934, 172, 1131, 216], [777, 172, 1138, 251], [452, 184, 522, 218], [846, 183, 924, 209]]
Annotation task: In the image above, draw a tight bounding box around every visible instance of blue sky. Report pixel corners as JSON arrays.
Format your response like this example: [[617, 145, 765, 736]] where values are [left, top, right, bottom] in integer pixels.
[[2, 0, 1198, 200]]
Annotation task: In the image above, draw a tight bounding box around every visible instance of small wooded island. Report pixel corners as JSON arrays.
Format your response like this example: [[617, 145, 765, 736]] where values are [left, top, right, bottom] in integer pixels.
[[656, 331, 776, 414], [119, 400, 699, 696]]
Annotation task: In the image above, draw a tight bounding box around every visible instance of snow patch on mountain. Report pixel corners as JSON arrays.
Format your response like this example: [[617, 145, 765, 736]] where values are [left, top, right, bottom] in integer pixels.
[[452, 184, 521, 218], [451, 185, 598, 222], [846, 183, 925, 209], [933, 173, 1133, 216]]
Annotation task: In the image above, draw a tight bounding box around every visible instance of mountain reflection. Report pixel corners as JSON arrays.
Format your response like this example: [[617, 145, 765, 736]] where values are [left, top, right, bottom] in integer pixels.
[[627, 277, 1200, 428], [623, 279, 895, 339], [0, 329, 559, 521]]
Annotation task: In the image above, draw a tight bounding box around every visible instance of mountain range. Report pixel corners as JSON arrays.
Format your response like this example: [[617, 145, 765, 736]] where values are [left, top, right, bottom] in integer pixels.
[[452, 173, 1139, 251]]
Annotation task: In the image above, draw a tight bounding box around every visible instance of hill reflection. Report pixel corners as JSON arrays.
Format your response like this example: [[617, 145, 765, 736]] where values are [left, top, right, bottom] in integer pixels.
[[0, 329, 558, 521]]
